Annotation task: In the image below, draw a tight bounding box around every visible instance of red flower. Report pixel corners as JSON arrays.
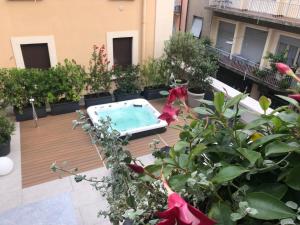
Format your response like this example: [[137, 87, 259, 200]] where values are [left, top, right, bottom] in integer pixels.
[[276, 63, 300, 82], [127, 164, 144, 174], [158, 105, 180, 125], [156, 192, 216, 225], [167, 87, 187, 104], [289, 94, 300, 102]]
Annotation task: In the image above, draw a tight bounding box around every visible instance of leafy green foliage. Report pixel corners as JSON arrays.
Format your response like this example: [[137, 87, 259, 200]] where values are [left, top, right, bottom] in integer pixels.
[[163, 32, 218, 93], [113, 65, 141, 94], [0, 68, 49, 111], [140, 58, 168, 87], [0, 112, 15, 144], [46, 59, 86, 103]]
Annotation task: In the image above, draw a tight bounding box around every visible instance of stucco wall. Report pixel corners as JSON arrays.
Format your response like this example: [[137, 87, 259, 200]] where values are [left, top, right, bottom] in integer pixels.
[[0, 0, 158, 68], [186, 0, 212, 38]]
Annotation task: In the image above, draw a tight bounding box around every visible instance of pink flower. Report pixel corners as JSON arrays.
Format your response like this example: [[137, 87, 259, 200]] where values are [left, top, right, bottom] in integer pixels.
[[276, 63, 300, 82], [158, 105, 180, 125], [288, 94, 300, 102], [127, 164, 144, 174], [156, 192, 216, 225]]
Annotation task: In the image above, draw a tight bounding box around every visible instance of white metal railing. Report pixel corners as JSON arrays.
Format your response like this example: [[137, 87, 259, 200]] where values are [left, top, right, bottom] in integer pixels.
[[209, 0, 300, 19]]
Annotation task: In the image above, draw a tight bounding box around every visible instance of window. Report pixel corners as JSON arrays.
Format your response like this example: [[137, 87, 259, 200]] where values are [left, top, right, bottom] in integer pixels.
[[240, 27, 268, 64], [276, 35, 300, 67], [216, 21, 236, 53], [113, 37, 133, 67], [21, 43, 51, 69], [190, 16, 203, 38], [11, 36, 57, 69]]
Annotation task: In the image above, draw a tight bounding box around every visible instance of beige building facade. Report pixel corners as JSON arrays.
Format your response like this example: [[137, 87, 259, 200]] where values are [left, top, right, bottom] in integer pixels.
[[0, 0, 174, 69]]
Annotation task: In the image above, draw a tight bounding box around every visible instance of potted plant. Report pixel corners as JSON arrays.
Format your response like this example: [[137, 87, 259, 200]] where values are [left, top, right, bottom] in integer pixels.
[[140, 58, 169, 100], [0, 113, 15, 156], [47, 59, 86, 115], [113, 65, 141, 101], [163, 32, 200, 85], [84, 45, 113, 108], [187, 40, 218, 107], [0, 68, 48, 121]]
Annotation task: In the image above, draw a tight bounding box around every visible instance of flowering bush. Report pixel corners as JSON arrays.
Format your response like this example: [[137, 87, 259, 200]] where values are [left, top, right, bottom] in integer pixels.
[[87, 44, 112, 94]]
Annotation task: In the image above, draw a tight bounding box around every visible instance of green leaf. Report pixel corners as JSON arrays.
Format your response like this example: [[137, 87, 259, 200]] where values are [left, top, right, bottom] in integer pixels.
[[208, 202, 235, 225], [178, 154, 189, 169], [193, 107, 213, 115], [189, 144, 207, 161], [246, 192, 296, 220], [265, 141, 299, 156], [285, 165, 300, 191], [197, 99, 214, 106], [237, 148, 261, 166], [169, 174, 189, 191], [174, 141, 189, 152], [212, 166, 248, 184], [249, 134, 287, 150], [214, 92, 225, 113], [179, 131, 193, 141], [276, 95, 299, 107], [278, 111, 299, 124], [250, 183, 288, 199], [259, 96, 271, 113], [225, 93, 247, 109], [244, 118, 269, 130]]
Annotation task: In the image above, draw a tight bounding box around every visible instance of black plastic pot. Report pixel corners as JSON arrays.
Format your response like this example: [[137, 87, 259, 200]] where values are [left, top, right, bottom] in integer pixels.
[[14, 105, 47, 122], [84, 92, 113, 108], [114, 90, 141, 102], [50, 101, 80, 115], [143, 85, 168, 100], [0, 138, 11, 157]]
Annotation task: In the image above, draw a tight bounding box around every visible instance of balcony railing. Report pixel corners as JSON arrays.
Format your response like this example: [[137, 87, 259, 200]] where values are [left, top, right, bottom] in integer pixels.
[[207, 46, 294, 90], [209, 0, 300, 20]]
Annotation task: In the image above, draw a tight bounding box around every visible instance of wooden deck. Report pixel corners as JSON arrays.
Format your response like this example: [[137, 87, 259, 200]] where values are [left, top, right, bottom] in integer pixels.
[[20, 99, 181, 188]]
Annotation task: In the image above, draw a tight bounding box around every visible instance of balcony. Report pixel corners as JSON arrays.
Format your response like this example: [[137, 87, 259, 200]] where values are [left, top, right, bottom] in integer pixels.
[[208, 0, 300, 28], [207, 46, 293, 91]]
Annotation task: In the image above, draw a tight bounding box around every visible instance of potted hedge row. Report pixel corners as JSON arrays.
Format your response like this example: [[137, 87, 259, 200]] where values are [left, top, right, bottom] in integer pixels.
[[113, 65, 142, 102], [46, 59, 86, 115], [0, 68, 48, 121], [140, 58, 169, 100], [0, 112, 15, 156]]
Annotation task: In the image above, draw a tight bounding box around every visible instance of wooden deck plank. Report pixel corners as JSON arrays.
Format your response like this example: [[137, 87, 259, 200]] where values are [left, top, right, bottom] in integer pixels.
[[20, 99, 181, 188]]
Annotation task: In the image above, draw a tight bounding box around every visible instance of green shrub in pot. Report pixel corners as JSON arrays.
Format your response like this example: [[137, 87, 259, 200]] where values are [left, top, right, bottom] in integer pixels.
[[113, 65, 141, 101], [0, 112, 15, 156], [46, 59, 86, 114], [140, 58, 169, 99], [0, 68, 48, 121]]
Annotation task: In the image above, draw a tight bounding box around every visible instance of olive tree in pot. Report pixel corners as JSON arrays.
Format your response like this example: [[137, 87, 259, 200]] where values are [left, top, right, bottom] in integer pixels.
[[187, 40, 218, 108], [113, 65, 141, 101], [0, 113, 15, 157], [140, 58, 169, 100], [84, 45, 113, 108], [47, 59, 86, 115], [0, 68, 48, 121], [163, 32, 199, 86]]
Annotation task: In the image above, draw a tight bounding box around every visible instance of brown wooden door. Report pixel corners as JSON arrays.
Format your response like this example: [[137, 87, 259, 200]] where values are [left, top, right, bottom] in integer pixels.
[[21, 43, 51, 69], [113, 37, 133, 67]]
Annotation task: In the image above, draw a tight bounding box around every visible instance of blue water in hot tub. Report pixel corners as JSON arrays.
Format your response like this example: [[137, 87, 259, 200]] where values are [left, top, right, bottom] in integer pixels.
[[97, 104, 159, 132]]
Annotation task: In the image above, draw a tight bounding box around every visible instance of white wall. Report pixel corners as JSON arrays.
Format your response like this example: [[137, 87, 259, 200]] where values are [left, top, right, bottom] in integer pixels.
[[154, 0, 174, 58]]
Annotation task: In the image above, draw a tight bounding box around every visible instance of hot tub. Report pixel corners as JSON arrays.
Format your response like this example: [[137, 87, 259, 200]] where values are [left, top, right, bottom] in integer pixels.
[[87, 99, 167, 138]]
